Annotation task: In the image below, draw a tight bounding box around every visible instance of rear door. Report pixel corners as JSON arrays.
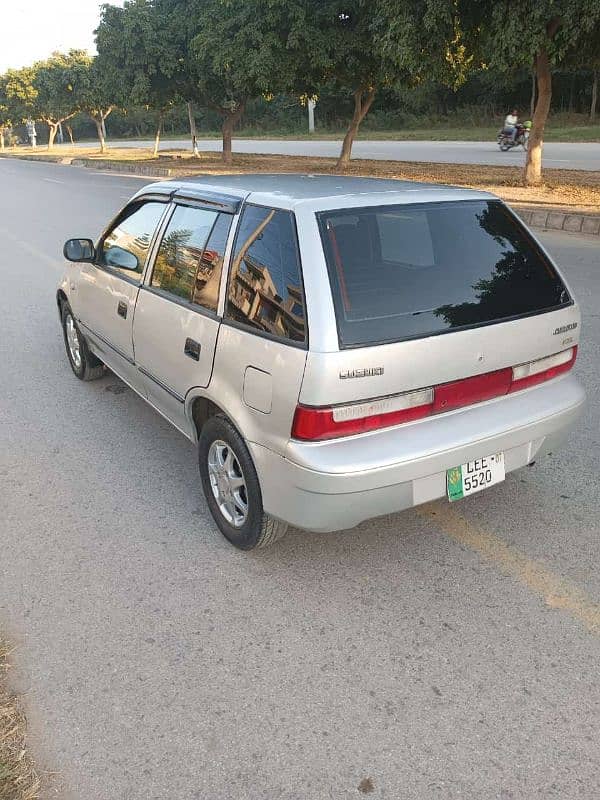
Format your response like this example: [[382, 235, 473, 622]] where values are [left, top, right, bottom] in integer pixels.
[[133, 201, 235, 430]]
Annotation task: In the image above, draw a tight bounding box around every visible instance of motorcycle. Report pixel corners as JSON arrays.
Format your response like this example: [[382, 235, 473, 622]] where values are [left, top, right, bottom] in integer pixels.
[[497, 121, 531, 151]]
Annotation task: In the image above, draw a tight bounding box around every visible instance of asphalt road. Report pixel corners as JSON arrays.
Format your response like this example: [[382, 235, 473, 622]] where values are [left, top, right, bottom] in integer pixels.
[[73, 137, 600, 170], [1, 157, 599, 800]]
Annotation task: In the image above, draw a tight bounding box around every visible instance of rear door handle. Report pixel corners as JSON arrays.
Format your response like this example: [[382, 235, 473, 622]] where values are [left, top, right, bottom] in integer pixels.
[[117, 300, 128, 319], [184, 338, 201, 361]]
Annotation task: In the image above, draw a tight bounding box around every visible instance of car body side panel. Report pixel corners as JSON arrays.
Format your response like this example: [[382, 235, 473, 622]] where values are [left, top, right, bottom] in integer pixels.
[[185, 323, 307, 453]]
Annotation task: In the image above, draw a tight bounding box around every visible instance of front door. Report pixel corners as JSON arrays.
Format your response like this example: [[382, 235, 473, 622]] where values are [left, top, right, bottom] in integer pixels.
[[76, 199, 168, 377], [133, 204, 234, 431]]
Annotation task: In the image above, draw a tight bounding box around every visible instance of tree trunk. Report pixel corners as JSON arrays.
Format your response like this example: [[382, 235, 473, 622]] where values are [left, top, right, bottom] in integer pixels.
[[336, 87, 376, 171], [530, 70, 536, 118], [591, 71, 598, 121], [47, 122, 58, 150], [66, 124, 74, 145], [94, 118, 106, 154], [153, 112, 163, 157], [187, 100, 199, 156], [0, 129, 4, 151], [568, 72, 575, 113], [524, 48, 552, 187], [221, 102, 245, 164]]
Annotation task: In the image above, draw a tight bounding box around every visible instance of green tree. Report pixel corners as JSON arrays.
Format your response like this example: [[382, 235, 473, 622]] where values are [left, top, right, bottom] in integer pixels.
[[371, 0, 474, 163], [0, 75, 12, 150], [96, 0, 180, 156], [31, 50, 91, 149], [79, 58, 116, 153], [472, 1, 600, 185], [188, 0, 326, 164], [152, 0, 202, 155], [309, 0, 393, 169], [307, 0, 472, 170], [2, 65, 38, 144]]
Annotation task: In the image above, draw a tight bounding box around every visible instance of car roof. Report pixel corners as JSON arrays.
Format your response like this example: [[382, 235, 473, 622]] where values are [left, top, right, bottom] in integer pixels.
[[134, 173, 497, 211]]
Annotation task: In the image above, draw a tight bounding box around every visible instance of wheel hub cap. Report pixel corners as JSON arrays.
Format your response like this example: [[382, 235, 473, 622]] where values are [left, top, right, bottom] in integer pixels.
[[207, 440, 248, 528], [65, 314, 82, 369]]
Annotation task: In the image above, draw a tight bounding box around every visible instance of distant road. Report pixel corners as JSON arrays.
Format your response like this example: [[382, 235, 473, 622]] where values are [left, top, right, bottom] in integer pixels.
[[85, 137, 600, 171]]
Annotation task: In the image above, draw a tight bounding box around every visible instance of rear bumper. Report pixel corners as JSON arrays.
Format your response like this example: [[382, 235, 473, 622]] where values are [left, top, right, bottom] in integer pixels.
[[249, 374, 585, 532]]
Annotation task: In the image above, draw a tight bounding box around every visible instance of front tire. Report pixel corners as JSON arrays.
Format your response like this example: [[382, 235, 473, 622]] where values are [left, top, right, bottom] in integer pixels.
[[61, 303, 104, 381], [198, 416, 288, 550]]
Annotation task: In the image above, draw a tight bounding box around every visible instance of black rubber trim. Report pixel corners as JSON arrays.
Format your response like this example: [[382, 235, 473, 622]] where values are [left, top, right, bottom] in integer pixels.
[[220, 318, 308, 350], [77, 320, 135, 365], [137, 365, 185, 403], [172, 189, 241, 214], [140, 285, 220, 321]]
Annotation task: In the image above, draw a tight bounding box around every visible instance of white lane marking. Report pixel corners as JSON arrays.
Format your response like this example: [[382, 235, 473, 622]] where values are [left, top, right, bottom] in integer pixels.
[[43, 178, 64, 184], [0, 224, 62, 271], [89, 171, 148, 180]]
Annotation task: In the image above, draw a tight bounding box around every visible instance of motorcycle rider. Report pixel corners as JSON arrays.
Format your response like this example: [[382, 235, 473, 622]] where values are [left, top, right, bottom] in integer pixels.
[[504, 108, 519, 142]]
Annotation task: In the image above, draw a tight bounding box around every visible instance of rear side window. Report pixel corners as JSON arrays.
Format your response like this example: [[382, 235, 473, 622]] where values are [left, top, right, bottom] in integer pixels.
[[226, 205, 306, 344], [151, 205, 219, 302], [318, 200, 570, 348], [150, 205, 233, 312]]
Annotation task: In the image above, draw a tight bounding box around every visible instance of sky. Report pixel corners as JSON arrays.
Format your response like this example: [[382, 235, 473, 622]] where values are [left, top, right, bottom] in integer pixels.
[[0, 0, 124, 72]]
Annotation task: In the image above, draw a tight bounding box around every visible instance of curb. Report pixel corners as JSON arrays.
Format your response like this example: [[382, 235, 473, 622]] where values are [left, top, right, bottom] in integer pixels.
[[514, 207, 600, 236], [71, 158, 173, 177]]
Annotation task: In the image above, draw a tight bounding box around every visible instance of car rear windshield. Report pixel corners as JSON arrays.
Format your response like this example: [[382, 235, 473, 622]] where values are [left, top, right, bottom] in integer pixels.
[[317, 200, 570, 348]]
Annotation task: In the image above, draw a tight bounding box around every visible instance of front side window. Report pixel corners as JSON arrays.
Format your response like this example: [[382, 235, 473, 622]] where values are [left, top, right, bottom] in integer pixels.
[[101, 201, 165, 277], [226, 206, 306, 343], [318, 200, 570, 347], [151, 205, 220, 303]]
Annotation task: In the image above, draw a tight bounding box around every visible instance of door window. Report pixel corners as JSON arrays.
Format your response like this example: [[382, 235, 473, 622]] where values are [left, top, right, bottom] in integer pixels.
[[151, 205, 226, 308], [226, 205, 306, 343], [100, 201, 165, 278]]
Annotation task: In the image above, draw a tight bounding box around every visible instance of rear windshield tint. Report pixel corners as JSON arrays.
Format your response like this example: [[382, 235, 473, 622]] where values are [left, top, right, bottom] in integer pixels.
[[317, 200, 570, 348]]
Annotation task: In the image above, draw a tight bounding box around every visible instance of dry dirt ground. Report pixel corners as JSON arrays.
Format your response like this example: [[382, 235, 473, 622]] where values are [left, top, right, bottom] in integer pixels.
[[0, 639, 39, 800], [3, 147, 600, 215]]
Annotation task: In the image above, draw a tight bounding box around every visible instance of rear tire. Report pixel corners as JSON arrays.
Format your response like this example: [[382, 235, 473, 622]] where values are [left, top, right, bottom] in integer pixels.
[[198, 416, 288, 550], [61, 303, 104, 381], [500, 141, 510, 152]]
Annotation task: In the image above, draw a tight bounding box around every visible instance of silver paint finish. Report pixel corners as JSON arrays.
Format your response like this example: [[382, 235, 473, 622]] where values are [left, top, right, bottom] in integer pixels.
[[252, 374, 585, 531], [243, 366, 273, 414], [61, 174, 586, 533]]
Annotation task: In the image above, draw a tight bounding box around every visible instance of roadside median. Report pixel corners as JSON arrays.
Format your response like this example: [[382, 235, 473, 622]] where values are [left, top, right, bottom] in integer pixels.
[[3, 147, 599, 235]]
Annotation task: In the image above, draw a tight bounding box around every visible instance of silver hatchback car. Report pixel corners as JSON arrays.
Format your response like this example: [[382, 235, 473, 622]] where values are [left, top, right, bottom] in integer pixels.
[[57, 174, 585, 550]]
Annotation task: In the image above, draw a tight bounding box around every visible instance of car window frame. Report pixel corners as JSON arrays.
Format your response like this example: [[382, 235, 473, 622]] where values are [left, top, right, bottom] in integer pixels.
[[94, 195, 172, 286], [222, 202, 309, 350], [141, 199, 238, 321]]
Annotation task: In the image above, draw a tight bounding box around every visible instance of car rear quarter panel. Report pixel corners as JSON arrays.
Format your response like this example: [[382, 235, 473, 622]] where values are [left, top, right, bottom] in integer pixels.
[[185, 323, 307, 454]]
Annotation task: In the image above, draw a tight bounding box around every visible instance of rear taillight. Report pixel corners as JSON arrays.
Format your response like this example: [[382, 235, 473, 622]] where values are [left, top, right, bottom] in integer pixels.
[[292, 388, 434, 441], [292, 346, 577, 441], [509, 346, 577, 391]]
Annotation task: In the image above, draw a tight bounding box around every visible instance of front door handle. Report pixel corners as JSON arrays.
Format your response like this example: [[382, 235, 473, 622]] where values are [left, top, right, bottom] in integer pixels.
[[184, 338, 201, 361], [117, 300, 128, 319]]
